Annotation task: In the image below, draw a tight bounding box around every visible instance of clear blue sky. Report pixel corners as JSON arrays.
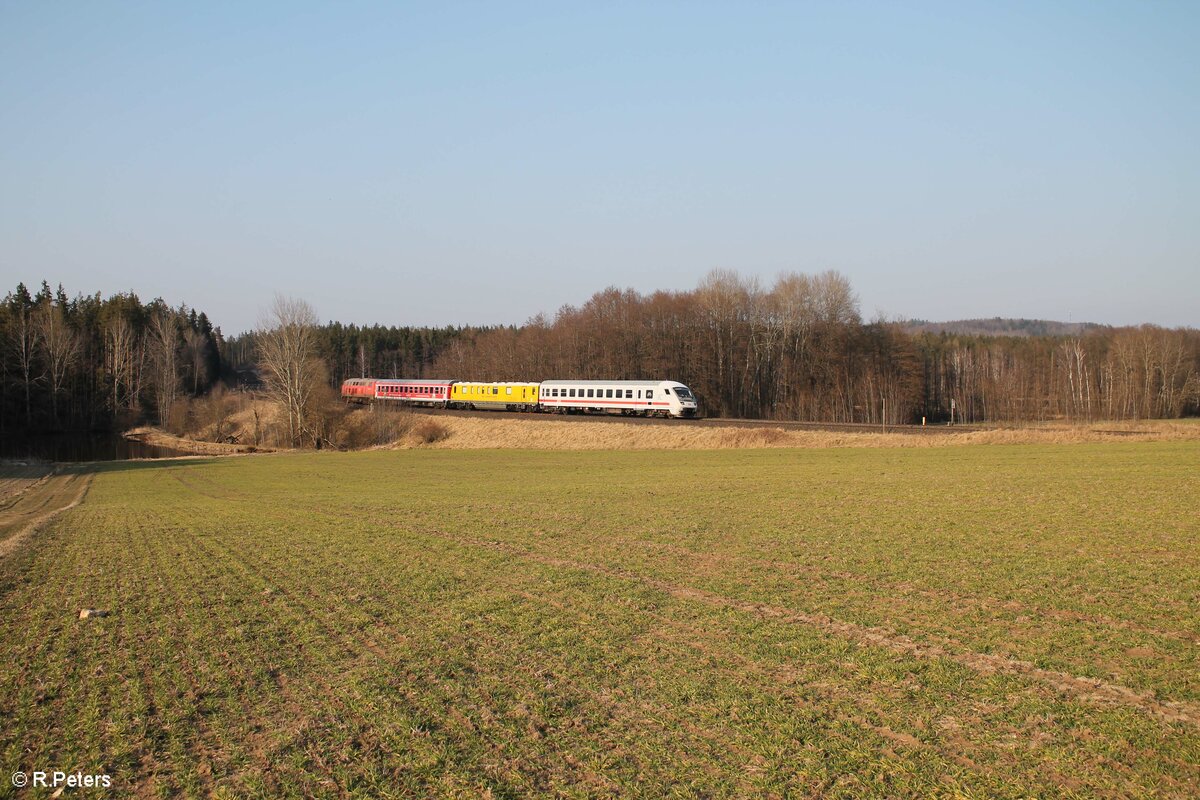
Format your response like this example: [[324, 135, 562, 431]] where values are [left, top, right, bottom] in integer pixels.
[[2, 1, 1197, 334]]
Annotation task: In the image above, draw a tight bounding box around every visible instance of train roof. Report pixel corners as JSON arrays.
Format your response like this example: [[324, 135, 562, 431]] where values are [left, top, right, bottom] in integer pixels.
[[540, 379, 686, 387], [375, 378, 455, 384], [454, 381, 540, 386]]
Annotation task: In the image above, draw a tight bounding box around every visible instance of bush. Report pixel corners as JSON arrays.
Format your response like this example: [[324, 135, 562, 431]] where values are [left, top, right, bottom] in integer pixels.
[[408, 418, 450, 445], [328, 405, 422, 449]]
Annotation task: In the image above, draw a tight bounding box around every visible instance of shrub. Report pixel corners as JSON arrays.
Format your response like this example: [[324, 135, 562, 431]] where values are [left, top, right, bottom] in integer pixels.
[[409, 418, 451, 445]]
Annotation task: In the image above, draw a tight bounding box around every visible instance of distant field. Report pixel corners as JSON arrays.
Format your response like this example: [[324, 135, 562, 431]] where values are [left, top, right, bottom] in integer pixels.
[[2, 444, 1198, 798]]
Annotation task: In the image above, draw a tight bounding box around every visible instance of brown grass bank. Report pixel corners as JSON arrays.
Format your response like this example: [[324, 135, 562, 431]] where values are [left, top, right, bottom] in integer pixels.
[[130, 397, 1200, 453], [124, 426, 272, 456], [391, 415, 1200, 450]]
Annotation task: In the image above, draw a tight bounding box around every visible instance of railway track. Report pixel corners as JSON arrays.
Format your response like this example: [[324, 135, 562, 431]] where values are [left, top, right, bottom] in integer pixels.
[[399, 405, 985, 435]]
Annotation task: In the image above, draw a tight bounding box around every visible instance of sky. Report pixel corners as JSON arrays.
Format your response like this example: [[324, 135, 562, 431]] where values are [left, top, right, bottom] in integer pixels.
[[1, 1, 1197, 334]]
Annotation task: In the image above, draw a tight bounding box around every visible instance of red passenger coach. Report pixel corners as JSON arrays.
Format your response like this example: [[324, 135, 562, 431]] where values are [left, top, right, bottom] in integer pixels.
[[340, 378, 377, 402], [374, 379, 453, 407]]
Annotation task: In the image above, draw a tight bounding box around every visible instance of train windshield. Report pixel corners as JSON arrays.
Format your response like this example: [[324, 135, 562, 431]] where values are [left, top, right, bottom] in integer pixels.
[[674, 387, 694, 400]]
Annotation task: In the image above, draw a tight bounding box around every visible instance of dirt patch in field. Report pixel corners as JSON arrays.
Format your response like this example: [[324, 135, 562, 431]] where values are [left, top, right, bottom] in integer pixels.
[[0, 467, 93, 558], [389, 415, 1200, 450], [0, 462, 54, 505]]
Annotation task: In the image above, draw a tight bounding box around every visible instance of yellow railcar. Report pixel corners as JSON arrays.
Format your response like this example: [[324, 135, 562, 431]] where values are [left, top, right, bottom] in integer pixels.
[[450, 382, 541, 412]]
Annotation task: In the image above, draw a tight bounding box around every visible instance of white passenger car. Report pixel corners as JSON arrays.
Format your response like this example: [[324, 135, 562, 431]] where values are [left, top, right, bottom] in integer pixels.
[[538, 380, 699, 418]]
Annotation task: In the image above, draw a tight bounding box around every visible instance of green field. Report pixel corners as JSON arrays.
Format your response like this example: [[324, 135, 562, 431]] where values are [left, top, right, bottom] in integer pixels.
[[2, 444, 1199, 798]]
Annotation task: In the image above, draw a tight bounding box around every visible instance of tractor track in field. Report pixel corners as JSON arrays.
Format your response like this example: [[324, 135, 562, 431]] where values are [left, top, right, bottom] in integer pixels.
[[397, 405, 983, 435], [444, 533, 1200, 730], [0, 466, 93, 558], [0, 463, 55, 505]]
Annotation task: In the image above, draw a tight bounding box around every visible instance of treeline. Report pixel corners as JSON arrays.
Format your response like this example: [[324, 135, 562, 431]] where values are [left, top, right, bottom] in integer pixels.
[[225, 322, 474, 386], [920, 327, 1200, 422], [1, 282, 223, 434], [11, 272, 1194, 435], [432, 270, 1200, 423]]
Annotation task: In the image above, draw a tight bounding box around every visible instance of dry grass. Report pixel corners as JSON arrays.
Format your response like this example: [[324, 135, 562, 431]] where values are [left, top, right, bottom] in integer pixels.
[[137, 395, 1200, 454], [124, 426, 269, 455], [389, 415, 1200, 450]]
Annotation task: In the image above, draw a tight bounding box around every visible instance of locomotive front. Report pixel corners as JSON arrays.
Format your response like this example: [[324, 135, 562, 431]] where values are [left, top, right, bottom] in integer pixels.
[[661, 381, 699, 418]]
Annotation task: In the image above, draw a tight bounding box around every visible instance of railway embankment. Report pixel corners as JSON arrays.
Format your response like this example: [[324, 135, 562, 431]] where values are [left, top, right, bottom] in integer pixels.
[[123, 407, 1200, 455], [394, 414, 1200, 450]]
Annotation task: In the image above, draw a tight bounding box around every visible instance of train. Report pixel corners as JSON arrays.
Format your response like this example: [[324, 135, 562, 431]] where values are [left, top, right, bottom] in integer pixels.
[[340, 377, 700, 418]]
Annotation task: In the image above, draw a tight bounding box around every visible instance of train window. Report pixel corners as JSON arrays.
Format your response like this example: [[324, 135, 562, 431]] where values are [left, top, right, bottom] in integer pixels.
[[647, 390, 654, 398], [625, 390, 632, 398], [585, 389, 593, 398], [506, 387, 512, 395], [605, 389, 613, 398]]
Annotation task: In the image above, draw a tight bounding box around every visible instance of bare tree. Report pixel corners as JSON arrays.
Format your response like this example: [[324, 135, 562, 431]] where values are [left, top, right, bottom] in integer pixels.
[[34, 296, 80, 428], [257, 295, 321, 447], [183, 327, 210, 394], [203, 384, 232, 441], [6, 291, 40, 428], [147, 310, 181, 426], [105, 315, 135, 412]]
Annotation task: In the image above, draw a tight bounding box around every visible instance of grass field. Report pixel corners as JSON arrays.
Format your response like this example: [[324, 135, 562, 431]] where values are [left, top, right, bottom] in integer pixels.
[[2, 443, 1198, 798]]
